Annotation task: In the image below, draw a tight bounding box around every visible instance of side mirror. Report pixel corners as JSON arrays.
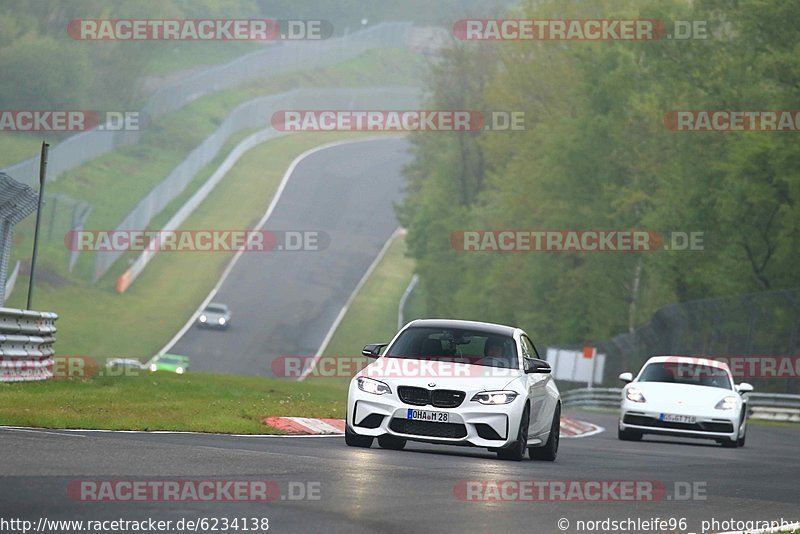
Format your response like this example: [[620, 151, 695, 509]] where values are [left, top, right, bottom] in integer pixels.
[[736, 382, 754, 394], [362, 343, 387, 358], [618, 372, 633, 383], [525, 358, 551, 374]]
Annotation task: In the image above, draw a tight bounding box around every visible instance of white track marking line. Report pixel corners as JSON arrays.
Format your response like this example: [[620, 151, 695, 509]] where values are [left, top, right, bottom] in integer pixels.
[[717, 521, 800, 534], [0, 426, 339, 438], [0, 427, 87, 438]]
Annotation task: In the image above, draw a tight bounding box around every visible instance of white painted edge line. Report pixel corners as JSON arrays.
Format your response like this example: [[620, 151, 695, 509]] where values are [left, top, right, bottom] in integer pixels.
[[717, 522, 800, 534], [560, 422, 605, 439], [0, 426, 340, 438], [1, 418, 604, 439], [155, 135, 406, 360], [298, 226, 403, 381]]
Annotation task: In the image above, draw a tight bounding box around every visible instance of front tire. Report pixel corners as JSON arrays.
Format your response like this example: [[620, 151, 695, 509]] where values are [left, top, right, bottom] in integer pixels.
[[345, 425, 373, 448], [618, 427, 643, 441], [378, 435, 406, 450], [498, 407, 529, 461], [531, 403, 560, 461]]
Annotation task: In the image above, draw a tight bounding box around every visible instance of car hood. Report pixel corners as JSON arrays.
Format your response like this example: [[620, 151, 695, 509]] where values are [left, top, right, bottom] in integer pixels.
[[629, 382, 736, 407], [358, 358, 524, 392]]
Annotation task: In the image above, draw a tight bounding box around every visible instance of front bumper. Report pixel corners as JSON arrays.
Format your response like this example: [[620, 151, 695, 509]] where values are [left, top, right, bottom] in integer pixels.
[[348, 386, 526, 449], [619, 402, 740, 441]]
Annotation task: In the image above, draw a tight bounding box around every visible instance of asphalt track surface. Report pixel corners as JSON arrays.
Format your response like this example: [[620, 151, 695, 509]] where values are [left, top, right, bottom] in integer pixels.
[[2, 411, 798, 534], [168, 137, 412, 376]]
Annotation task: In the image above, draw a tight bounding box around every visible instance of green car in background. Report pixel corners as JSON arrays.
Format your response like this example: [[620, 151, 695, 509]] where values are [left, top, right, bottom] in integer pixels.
[[148, 354, 189, 374]]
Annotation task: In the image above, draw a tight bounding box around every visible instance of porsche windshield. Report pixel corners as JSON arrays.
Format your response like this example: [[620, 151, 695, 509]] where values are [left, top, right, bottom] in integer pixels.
[[639, 362, 732, 390]]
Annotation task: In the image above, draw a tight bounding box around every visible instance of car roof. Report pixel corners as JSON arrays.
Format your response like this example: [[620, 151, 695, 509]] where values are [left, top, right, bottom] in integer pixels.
[[644, 355, 731, 372], [160, 354, 189, 361], [405, 319, 519, 337]]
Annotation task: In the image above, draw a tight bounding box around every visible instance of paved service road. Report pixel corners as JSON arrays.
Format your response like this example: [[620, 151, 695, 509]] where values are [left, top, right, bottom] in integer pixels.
[[169, 137, 411, 376], [2, 412, 798, 534]]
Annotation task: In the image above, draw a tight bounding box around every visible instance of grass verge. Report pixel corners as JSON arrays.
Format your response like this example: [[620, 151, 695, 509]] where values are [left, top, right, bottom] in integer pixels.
[[0, 373, 344, 434], [0, 215, 417, 433]]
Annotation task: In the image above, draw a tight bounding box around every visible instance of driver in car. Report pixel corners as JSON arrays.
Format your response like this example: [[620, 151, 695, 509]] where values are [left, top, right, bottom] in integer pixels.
[[483, 335, 511, 367]]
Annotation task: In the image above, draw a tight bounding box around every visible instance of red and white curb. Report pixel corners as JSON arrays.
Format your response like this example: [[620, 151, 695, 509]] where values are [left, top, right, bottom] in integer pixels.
[[263, 416, 604, 438], [560, 416, 604, 438], [263, 417, 346, 435]]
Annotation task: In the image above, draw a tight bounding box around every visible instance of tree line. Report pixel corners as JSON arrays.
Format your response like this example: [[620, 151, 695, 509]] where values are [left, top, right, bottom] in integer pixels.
[[398, 0, 800, 346]]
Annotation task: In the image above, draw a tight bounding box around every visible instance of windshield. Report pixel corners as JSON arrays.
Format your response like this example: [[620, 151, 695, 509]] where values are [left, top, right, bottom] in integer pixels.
[[638, 362, 732, 390], [385, 327, 518, 369], [205, 305, 227, 313]]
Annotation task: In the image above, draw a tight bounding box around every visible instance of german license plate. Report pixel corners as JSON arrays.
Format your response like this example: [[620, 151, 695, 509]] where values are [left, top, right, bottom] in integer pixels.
[[407, 409, 450, 423], [660, 413, 696, 424]]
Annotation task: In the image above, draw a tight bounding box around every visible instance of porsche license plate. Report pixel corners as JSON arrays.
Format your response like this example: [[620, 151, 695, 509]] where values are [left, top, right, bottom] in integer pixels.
[[660, 413, 696, 424]]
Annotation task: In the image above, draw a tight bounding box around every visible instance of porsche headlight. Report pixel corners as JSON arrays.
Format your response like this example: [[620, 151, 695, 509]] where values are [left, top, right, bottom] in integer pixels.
[[715, 395, 737, 410], [626, 387, 646, 403], [356, 377, 391, 395], [199, 314, 207, 322], [471, 390, 518, 405]]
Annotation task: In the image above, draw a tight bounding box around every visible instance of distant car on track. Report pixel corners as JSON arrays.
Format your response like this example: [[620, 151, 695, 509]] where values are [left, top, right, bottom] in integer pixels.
[[346, 319, 561, 461], [618, 356, 753, 447], [196, 303, 231, 329], [148, 354, 189, 375]]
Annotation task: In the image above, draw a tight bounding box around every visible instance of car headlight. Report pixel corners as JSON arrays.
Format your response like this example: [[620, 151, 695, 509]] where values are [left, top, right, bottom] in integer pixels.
[[176, 367, 184, 375], [218, 317, 226, 325], [149, 364, 157, 372], [715, 395, 737, 410], [471, 390, 518, 405], [625, 387, 646, 403], [199, 314, 207, 322], [356, 377, 391, 395]]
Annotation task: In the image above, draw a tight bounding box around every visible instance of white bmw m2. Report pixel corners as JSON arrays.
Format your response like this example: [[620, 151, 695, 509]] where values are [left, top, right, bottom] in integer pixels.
[[346, 319, 561, 461]]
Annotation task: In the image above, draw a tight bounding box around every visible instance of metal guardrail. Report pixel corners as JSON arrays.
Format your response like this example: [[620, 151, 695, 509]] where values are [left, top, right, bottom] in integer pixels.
[[0, 307, 58, 382], [0, 22, 413, 189], [561, 387, 800, 422]]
